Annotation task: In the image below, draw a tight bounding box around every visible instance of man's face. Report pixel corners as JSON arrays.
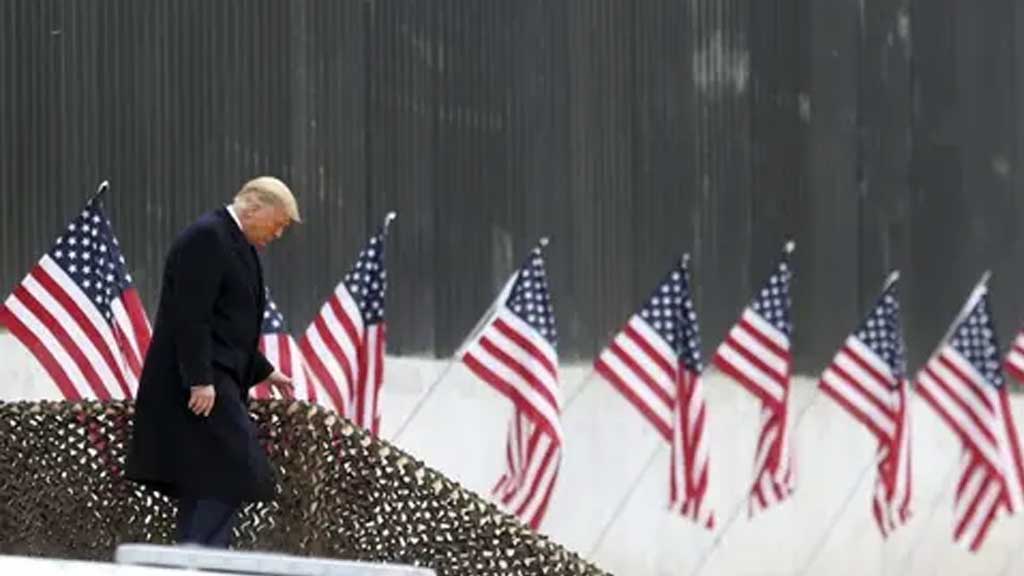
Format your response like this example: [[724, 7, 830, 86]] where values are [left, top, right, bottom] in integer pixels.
[[243, 204, 292, 248]]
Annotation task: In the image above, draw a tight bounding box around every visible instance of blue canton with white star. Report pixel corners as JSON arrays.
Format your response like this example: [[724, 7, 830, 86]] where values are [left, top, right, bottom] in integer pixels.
[[343, 230, 388, 325], [854, 283, 907, 383], [949, 292, 1003, 388], [506, 246, 557, 348], [48, 198, 131, 323], [261, 287, 288, 334], [750, 256, 793, 336], [639, 260, 703, 373]]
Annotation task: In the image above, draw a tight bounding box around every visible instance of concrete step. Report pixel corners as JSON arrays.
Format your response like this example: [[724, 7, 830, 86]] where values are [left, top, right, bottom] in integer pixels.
[[113, 544, 436, 576]]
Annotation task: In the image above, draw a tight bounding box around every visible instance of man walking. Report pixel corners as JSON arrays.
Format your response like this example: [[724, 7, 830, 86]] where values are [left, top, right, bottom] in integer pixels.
[[126, 176, 301, 548]]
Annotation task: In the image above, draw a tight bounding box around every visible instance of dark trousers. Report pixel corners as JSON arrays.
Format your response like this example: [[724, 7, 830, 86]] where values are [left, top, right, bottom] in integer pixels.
[[175, 497, 240, 548]]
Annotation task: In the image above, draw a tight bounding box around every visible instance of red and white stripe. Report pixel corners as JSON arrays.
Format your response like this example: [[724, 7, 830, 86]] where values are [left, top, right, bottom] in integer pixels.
[[747, 404, 796, 515], [1004, 329, 1024, 385], [252, 333, 316, 402], [820, 334, 913, 537], [299, 287, 387, 435], [713, 308, 795, 515], [670, 366, 715, 529], [298, 282, 364, 418], [953, 448, 1009, 551], [462, 305, 562, 530], [917, 348, 1024, 550], [356, 323, 386, 434], [819, 335, 899, 442], [596, 315, 676, 440], [494, 410, 529, 500], [111, 288, 151, 385], [462, 306, 562, 441], [0, 256, 148, 400], [492, 410, 561, 530], [874, 383, 913, 537], [715, 309, 791, 411]]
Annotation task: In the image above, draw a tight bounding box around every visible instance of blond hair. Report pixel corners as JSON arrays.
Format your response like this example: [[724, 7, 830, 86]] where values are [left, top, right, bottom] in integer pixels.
[[233, 176, 301, 223]]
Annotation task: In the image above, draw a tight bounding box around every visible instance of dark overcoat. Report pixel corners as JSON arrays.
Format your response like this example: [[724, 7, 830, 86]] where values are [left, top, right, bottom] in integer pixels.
[[126, 207, 276, 503]]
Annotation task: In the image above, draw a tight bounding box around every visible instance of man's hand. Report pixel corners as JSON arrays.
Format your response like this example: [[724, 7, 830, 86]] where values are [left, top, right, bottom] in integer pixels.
[[189, 385, 216, 417], [266, 370, 294, 399]]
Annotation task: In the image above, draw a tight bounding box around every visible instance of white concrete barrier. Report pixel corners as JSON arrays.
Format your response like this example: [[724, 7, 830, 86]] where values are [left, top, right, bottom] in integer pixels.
[[4, 331, 1024, 575]]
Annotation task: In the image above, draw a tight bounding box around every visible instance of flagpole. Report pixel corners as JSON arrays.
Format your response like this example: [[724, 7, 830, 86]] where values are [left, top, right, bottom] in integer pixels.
[[998, 532, 1024, 576], [888, 272, 989, 572], [390, 238, 545, 445], [694, 269, 903, 574], [560, 369, 598, 412], [789, 270, 904, 575], [90, 180, 110, 203], [579, 254, 706, 558], [382, 211, 397, 233], [389, 359, 459, 444], [687, 387, 824, 576], [389, 309, 494, 445], [593, 245, 805, 570], [586, 441, 665, 559], [894, 456, 960, 574], [938, 271, 990, 346], [792, 454, 879, 576], [882, 269, 900, 292]]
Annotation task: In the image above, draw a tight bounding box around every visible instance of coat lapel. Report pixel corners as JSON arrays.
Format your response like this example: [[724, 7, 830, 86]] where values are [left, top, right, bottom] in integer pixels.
[[217, 208, 257, 274], [216, 208, 263, 327], [252, 245, 266, 323]]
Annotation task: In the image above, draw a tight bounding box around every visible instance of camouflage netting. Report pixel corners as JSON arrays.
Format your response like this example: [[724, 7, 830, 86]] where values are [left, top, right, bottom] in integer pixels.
[[0, 400, 609, 576]]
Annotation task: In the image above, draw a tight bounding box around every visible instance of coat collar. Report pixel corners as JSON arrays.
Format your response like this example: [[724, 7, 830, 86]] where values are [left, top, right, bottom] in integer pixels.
[[215, 207, 250, 248], [214, 207, 259, 274], [225, 204, 244, 232]]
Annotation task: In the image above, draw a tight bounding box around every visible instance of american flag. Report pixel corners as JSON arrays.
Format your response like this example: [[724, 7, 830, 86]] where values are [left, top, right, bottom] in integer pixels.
[[299, 213, 394, 434], [668, 257, 715, 529], [712, 241, 795, 516], [461, 240, 561, 530], [1003, 326, 1024, 385], [0, 184, 151, 401], [596, 258, 690, 441], [251, 287, 315, 402], [491, 409, 561, 530], [818, 272, 912, 537], [594, 255, 714, 528], [915, 278, 1024, 551]]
